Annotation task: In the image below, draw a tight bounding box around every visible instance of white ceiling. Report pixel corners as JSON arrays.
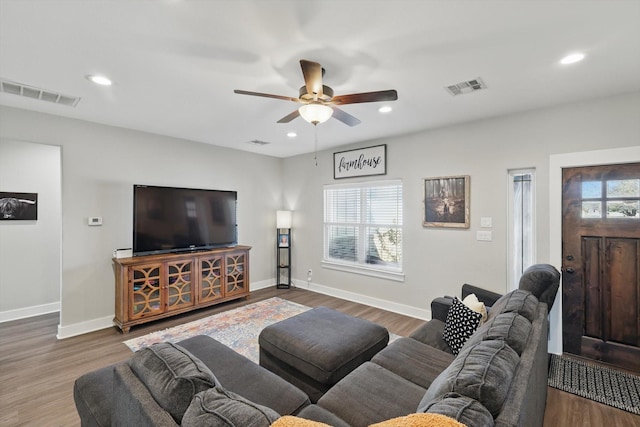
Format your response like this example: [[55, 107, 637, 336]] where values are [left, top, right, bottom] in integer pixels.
[[1, 0, 639, 158]]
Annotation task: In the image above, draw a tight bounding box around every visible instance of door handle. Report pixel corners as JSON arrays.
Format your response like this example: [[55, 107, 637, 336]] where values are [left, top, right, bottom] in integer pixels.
[[565, 267, 575, 274]]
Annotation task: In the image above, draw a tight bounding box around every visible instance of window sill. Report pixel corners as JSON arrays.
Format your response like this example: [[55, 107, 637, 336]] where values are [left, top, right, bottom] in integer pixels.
[[321, 260, 405, 282]]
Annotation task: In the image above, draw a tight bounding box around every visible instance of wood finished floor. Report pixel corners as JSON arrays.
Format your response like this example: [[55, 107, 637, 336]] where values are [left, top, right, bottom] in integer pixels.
[[1, 287, 638, 426]]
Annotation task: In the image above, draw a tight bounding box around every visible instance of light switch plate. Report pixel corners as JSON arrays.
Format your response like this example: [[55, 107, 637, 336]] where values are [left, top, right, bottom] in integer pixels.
[[477, 230, 492, 241], [480, 217, 493, 228]]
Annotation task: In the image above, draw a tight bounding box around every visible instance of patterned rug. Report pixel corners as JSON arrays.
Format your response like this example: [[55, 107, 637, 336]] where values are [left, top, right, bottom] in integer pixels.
[[123, 297, 310, 363], [548, 354, 640, 415]]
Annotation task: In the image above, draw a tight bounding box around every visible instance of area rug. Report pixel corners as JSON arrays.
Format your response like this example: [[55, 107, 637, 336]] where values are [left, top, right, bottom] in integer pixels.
[[548, 354, 640, 415], [123, 297, 310, 363]]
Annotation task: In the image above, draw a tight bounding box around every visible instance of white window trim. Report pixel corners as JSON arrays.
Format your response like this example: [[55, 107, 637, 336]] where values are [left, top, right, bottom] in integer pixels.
[[323, 179, 404, 281]]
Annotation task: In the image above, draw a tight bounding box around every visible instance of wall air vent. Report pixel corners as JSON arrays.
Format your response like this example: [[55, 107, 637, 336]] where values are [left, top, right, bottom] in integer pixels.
[[0, 78, 81, 107], [445, 78, 486, 96], [247, 139, 270, 146]]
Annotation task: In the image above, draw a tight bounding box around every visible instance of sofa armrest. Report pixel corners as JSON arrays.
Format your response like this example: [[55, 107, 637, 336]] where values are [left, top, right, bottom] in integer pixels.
[[113, 364, 178, 427], [461, 284, 502, 307], [431, 297, 454, 322]]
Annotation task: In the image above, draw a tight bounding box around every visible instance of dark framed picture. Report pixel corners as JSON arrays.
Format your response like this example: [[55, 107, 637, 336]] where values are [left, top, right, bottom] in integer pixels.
[[0, 192, 38, 220], [423, 176, 469, 228], [278, 232, 289, 247]]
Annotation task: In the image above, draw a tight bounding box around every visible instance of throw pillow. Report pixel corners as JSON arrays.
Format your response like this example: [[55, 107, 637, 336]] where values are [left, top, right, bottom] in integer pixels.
[[419, 393, 494, 427], [270, 416, 331, 427], [128, 342, 217, 423], [443, 297, 483, 355], [369, 413, 467, 427], [182, 386, 280, 427], [462, 293, 487, 324]]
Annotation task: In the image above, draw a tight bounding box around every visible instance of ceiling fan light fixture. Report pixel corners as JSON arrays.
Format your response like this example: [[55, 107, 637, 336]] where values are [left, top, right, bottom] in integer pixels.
[[299, 103, 333, 125]]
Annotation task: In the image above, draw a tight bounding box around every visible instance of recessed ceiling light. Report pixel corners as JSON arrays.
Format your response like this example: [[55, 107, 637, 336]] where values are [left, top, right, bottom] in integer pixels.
[[378, 106, 392, 113], [560, 53, 585, 65], [86, 74, 112, 86], [287, 132, 297, 138]]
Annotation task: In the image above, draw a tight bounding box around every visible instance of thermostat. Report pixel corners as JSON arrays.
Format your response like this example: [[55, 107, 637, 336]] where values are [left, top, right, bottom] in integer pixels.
[[88, 217, 103, 226]]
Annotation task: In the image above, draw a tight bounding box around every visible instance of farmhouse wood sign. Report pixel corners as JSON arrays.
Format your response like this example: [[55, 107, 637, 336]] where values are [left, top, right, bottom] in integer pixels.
[[333, 144, 387, 179]]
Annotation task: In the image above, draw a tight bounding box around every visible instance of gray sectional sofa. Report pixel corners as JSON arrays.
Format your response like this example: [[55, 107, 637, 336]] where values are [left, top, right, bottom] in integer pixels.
[[74, 264, 560, 427]]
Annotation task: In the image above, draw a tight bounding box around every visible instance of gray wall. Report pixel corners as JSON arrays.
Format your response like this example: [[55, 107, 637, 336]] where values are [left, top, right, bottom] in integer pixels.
[[1, 92, 638, 340], [0, 106, 283, 336], [0, 140, 61, 318], [283, 92, 640, 321]]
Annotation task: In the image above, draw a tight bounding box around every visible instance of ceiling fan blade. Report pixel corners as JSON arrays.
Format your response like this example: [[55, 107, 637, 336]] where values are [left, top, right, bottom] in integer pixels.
[[277, 109, 300, 123], [331, 107, 361, 127], [234, 89, 299, 103], [331, 89, 398, 105], [300, 60, 323, 99]]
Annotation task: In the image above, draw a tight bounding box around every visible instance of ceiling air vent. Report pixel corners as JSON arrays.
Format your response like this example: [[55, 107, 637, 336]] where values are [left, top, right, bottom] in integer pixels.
[[0, 78, 81, 107], [247, 139, 270, 146], [445, 78, 486, 96]]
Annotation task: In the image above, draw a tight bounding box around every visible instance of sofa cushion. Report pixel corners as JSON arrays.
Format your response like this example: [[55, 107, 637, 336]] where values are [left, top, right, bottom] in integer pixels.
[[128, 342, 217, 423], [181, 386, 279, 427], [317, 362, 426, 427], [487, 289, 538, 322], [462, 312, 532, 356], [371, 337, 454, 388], [418, 340, 520, 416], [518, 263, 561, 309], [408, 319, 453, 354], [442, 297, 483, 355], [296, 405, 351, 427], [419, 393, 494, 427]]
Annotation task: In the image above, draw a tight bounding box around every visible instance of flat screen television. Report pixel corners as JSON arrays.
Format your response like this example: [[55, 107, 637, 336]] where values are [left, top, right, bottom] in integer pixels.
[[133, 185, 237, 256]]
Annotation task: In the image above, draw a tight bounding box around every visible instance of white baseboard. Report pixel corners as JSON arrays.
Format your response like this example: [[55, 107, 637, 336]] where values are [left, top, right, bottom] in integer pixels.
[[57, 315, 114, 339], [0, 302, 60, 323], [292, 278, 431, 321], [55, 277, 431, 339], [250, 278, 275, 291]]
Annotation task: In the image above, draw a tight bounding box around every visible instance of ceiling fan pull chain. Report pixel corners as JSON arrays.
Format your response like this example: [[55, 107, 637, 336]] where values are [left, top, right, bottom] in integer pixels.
[[314, 124, 318, 166]]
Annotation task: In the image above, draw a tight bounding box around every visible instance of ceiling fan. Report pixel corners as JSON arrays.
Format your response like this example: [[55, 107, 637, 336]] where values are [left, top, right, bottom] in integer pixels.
[[234, 60, 398, 126]]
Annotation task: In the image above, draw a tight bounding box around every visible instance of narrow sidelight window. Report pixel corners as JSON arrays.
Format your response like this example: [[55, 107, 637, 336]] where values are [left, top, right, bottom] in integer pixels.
[[508, 169, 535, 290]]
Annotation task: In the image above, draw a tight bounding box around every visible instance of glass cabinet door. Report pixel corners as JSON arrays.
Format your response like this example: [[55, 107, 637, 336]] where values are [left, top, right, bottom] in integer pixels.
[[166, 259, 195, 312], [200, 255, 224, 303], [225, 253, 246, 296], [130, 264, 163, 319]]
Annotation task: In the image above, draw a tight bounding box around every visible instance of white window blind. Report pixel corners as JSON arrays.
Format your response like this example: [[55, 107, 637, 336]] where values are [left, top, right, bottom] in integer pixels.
[[323, 180, 403, 279]]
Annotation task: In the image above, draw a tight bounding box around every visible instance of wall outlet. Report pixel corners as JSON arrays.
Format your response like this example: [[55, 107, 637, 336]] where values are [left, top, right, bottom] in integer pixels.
[[307, 269, 312, 281], [88, 216, 102, 226]]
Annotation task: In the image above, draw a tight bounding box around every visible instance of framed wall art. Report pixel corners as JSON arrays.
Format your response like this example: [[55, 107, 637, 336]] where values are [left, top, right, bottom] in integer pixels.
[[0, 192, 38, 220], [334, 144, 386, 179], [423, 176, 469, 228]]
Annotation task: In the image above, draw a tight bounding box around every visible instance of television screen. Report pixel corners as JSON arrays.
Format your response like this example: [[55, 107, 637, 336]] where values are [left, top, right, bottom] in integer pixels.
[[133, 185, 237, 256]]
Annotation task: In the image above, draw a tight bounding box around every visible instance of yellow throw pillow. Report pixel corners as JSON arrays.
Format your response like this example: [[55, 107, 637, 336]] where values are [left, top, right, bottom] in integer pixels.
[[270, 415, 332, 427], [462, 293, 487, 323], [370, 413, 467, 427]]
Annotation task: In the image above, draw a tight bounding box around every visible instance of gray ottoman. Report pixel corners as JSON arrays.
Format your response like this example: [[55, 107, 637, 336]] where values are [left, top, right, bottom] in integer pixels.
[[259, 306, 389, 402]]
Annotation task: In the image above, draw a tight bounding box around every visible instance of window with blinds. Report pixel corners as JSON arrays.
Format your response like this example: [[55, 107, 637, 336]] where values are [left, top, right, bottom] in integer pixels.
[[323, 180, 403, 279]]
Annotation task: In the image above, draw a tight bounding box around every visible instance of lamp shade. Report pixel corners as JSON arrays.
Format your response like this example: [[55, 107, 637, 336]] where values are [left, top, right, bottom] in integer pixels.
[[276, 210, 292, 229], [298, 103, 333, 124]]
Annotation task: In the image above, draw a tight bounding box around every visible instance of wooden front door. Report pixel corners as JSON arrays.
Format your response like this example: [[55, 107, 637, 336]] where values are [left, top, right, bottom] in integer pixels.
[[562, 163, 640, 372]]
